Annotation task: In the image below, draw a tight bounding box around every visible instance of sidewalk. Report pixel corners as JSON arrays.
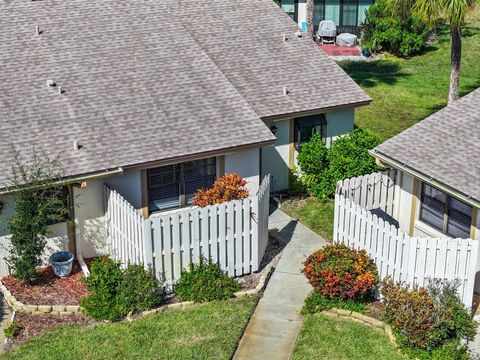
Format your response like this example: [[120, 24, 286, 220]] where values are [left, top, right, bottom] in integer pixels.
[[234, 208, 327, 360]]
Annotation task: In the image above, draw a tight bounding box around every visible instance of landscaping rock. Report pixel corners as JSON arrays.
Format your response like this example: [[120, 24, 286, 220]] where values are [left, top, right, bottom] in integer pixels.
[[23, 305, 38, 313], [37, 305, 52, 313], [66, 305, 81, 313], [52, 305, 66, 313], [336, 309, 352, 317]]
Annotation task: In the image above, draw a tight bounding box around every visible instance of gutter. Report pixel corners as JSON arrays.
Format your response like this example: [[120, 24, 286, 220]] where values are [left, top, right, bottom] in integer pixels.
[[0, 167, 124, 196], [370, 149, 480, 209]]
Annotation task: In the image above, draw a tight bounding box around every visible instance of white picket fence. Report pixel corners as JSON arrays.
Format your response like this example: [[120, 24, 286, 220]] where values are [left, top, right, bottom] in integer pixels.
[[105, 175, 270, 288], [334, 172, 479, 307]]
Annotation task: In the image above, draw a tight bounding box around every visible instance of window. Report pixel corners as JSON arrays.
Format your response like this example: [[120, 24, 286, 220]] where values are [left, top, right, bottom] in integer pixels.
[[294, 114, 327, 150], [419, 183, 472, 238], [147, 158, 216, 213], [312, 0, 375, 28]]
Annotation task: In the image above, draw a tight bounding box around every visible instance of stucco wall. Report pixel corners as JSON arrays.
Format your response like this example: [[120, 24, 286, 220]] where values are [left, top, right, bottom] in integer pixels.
[[0, 194, 69, 277], [262, 108, 356, 192], [261, 119, 291, 192], [225, 148, 261, 195]]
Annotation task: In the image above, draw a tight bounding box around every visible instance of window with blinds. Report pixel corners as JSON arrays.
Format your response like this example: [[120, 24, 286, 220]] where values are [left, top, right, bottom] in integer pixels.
[[147, 158, 216, 213]]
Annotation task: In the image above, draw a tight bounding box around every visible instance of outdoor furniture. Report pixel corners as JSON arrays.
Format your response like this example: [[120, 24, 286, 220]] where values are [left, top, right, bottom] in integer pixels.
[[316, 20, 336, 44], [336, 33, 357, 47]]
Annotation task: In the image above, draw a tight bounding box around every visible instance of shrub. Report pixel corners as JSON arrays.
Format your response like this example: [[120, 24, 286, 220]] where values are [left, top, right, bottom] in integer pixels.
[[302, 291, 367, 315], [360, 0, 430, 57], [303, 244, 378, 300], [4, 320, 21, 339], [297, 129, 380, 199], [381, 277, 477, 356], [6, 149, 69, 284], [193, 173, 249, 207], [119, 264, 163, 315], [80, 257, 125, 321], [174, 258, 240, 302], [81, 257, 162, 321]]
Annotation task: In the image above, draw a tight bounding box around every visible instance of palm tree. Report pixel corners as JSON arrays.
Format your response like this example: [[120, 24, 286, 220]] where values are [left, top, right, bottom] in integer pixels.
[[306, 0, 315, 38], [387, 0, 475, 103]]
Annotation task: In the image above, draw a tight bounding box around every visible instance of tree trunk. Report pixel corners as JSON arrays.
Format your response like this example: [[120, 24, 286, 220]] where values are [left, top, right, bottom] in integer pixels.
[[306, 0, 314, 39], [448, 27, 462, 104]]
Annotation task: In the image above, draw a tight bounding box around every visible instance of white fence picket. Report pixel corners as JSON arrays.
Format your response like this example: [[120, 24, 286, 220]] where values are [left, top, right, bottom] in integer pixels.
[[105, 176, 270, 290], [333, 182, 478, 307]]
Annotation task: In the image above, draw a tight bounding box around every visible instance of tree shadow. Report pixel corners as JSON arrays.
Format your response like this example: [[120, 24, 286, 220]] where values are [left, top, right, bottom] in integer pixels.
[[340, 61, 408, 89]]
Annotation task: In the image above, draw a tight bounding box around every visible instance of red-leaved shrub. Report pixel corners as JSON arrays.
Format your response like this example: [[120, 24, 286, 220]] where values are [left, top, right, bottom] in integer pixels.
[[303, 244, 378, 300], [193, 173, 249, 207]]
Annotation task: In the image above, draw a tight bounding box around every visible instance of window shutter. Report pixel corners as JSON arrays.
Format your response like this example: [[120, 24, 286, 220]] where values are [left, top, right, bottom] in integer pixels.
[[147, 165, 180, 212], [184, 158, 217, 204]]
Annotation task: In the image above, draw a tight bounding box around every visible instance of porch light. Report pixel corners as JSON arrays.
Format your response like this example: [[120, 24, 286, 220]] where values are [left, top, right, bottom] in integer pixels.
[[0, 201, 3, 213], [270, 125, 278, 135]]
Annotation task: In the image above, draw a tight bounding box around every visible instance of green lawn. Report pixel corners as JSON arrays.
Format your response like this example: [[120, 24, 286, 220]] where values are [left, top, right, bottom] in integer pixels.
[[292, 314, 405, 360], [2, 297, 257, 360], [280, 198, 335, 241], [283, 10, 480, 238], [340, 11, 480, 142]]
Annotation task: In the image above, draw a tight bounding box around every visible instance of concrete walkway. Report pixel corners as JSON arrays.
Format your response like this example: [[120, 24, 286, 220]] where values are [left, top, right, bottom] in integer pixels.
[[234, 208, 328, 360]]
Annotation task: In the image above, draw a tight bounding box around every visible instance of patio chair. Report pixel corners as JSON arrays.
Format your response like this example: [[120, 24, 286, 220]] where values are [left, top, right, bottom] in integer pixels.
[[315, 20, 337, 44]]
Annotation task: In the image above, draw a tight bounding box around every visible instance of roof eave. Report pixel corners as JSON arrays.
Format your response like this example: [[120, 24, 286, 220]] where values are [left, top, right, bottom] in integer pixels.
[[369, 149, 480, 209]]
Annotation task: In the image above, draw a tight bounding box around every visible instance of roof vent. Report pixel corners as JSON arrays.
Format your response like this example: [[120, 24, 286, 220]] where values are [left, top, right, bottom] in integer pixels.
[[283, 34, 287, 42], [295, 31, 303, 38], [47, 79, 56, 87], [283, 87, 289, 95], [73, 140, 80, 150], [58, 86, 63, 94]]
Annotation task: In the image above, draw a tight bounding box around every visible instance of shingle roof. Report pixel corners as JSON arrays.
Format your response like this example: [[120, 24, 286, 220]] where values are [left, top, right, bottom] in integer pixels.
[[374, 88, 480, 202], [0, 0, 369, 188]]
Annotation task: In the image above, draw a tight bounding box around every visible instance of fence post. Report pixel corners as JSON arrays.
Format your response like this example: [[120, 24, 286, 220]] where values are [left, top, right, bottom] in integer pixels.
[[143, 219, 153, 270]]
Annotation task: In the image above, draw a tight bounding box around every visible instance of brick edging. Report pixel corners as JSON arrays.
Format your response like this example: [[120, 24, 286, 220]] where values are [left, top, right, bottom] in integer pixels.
[[0, 258, 275, 317], [0, 282, 81, 315], [322, 308, 396, 346]]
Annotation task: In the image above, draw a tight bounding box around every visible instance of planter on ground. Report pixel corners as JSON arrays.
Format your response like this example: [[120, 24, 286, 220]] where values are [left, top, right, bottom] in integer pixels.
[[49, 252, 74, 278]]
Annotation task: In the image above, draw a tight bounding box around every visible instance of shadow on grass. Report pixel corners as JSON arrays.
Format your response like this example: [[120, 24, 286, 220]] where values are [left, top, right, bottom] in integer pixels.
[[340, 61, 408, 88]]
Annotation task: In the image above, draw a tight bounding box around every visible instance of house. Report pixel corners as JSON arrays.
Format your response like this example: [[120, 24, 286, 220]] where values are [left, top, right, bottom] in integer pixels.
[[334, 88, 480, 305], [0, 0, 369, 277], [280, 0, 375, 35]]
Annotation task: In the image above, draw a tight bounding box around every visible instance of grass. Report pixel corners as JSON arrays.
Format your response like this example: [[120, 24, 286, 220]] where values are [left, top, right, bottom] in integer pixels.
[[292, 314, 406, 360], [340, 10, 480, 142], [2, 297, 257, 360], [279, 198, 334, 241], [283, 9, 480, 237]]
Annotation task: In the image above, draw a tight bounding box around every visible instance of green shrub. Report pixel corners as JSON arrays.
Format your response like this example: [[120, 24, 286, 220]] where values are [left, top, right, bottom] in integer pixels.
[[6, 150, 69, 284], [302, 291, 367, 315], [4, 320, 21, 339], [303, 244, 378, 300], [381, 277, 477, 357], [360, 0, 430, 57], [81, 257, 162, 321], [297, 129, 380, 199], [174, 258, 240, 302], [119, 264, 162, 314]]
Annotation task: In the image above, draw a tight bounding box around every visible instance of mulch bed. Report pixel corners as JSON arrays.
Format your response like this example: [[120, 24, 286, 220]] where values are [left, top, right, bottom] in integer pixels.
[[11, 313, 94, 346], [2, 260, 91, 306]]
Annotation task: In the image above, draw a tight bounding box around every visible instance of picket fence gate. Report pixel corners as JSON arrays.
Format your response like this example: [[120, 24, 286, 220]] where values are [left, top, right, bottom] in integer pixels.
[[334, 172, 479, 307], [105, 175, 270, 288]]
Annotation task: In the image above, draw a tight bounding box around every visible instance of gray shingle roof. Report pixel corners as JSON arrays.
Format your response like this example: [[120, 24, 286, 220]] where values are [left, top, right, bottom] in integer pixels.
[[0, 0, 369, 188], [374, 88, 480, 202]]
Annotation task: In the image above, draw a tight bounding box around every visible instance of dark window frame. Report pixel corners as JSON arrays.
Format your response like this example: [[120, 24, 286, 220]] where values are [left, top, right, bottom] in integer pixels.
[[147, 158, 216, 213], [294, 114, 327, 151], [312, 0, 374, 29], [419, 182, 473, 238]]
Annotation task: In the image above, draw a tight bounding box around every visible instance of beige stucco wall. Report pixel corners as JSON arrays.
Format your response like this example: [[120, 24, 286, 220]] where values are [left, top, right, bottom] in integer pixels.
[[0, 194, 69, 277], [225, 148, 261, 195], [261, 108, 356, 192]]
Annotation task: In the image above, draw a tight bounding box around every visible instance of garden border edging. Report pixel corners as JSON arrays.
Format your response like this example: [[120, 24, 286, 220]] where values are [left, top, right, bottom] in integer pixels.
[[322, 308, 396, 346], [0, 257, 276, 317]]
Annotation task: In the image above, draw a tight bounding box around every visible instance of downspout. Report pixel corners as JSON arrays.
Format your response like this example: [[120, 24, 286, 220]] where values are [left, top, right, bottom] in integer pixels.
[[69, 185, 90, 277]]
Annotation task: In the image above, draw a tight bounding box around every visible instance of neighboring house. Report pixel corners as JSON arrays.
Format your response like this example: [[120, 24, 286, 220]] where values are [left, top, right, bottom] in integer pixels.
[[334, 88, 480, 305], [0, 0, 369, 276], [281, 0, 375, 35]]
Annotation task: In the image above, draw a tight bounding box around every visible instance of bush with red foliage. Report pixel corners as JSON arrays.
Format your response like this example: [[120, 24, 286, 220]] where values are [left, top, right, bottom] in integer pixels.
[[193, 173, 249, 207], [303, 244, 378, 300]]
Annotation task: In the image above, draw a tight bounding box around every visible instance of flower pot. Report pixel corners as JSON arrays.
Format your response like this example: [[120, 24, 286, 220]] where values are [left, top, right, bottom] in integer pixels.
[[49, 251, 74, 278], [361, 50, 371, 58]]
